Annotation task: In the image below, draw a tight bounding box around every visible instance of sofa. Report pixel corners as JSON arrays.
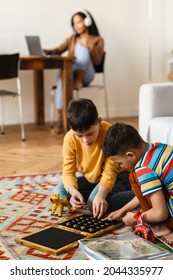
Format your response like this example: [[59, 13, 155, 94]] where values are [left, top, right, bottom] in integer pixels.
[[139, 83, 173, 145]]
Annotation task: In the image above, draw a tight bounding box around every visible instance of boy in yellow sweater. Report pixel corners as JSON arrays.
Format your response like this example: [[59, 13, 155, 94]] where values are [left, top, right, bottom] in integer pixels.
[[54, 99, 134, 218]]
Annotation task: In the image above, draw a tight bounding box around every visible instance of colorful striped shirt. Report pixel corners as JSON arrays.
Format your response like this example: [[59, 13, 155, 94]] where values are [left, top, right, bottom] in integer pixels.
[[135, 142, 173, 217]]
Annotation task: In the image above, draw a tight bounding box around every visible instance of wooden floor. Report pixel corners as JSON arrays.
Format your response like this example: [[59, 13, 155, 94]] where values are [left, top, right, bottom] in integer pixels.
[[0, 117, 138, 176]]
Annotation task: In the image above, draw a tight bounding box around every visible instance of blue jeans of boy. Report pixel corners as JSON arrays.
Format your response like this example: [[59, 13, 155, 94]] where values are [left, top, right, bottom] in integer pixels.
[[53, 171, 134, 213]]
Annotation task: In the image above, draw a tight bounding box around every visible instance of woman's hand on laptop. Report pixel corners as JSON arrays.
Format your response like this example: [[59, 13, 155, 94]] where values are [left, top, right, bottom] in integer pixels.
[[43, 49, 52, 55]]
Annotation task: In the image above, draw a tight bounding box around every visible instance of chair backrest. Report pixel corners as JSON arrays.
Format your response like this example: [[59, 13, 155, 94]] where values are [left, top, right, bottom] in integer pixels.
[[0, 53, 19, 80], [94, 52, 106, 73]]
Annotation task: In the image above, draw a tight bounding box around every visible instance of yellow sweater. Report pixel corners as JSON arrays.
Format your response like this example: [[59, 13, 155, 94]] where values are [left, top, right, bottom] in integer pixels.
[[62, 121, 125, 192]]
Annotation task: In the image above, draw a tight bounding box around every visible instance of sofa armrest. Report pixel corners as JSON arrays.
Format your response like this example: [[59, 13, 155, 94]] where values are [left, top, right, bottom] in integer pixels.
[[139, 83, 173, 141]]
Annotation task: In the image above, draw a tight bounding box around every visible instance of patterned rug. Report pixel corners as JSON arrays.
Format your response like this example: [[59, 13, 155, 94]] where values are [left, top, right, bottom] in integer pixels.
[[0, 172, 127, 260]]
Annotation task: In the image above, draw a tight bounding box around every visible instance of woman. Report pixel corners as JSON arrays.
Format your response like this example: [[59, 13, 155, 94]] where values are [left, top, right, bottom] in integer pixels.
[[43, 10, 104, 133]]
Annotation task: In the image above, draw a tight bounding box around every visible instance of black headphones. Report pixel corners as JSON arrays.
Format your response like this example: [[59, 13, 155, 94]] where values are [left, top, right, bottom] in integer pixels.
[[80, 10, 92, 27]]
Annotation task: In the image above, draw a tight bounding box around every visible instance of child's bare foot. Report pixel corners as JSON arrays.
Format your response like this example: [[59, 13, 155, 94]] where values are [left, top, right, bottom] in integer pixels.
[[160, 231, 173, 246], [150, 223, 171, 237]]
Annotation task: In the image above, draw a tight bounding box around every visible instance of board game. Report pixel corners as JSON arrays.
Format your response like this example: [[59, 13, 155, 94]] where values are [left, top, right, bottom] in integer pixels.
[[15, 213, 123, 255]]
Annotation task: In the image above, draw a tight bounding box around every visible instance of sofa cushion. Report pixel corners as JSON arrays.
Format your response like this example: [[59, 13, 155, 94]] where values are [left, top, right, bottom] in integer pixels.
[[148, 117, 173, 145]]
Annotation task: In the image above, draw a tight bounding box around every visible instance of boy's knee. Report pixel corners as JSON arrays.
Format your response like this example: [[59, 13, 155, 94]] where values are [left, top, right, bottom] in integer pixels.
[[53, 182, 70, 199], [53, 182, 63, 194], [87, 185, 99, 213], [108, 190, 135, 212]]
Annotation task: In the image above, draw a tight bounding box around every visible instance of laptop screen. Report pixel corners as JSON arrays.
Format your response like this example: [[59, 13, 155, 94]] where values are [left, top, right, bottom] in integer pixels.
[[25, 35, 44, 56]]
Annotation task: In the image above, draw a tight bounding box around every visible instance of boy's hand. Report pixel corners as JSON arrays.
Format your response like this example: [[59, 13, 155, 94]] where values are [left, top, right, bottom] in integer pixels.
[[68, 186, 86, 209], [102, 209, 124, 221], [122, 211, 136, 227], [93, 195, 108, 219]]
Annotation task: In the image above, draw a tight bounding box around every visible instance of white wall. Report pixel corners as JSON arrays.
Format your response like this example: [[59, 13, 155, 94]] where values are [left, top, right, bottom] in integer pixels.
[[0, 0, 172, 124]]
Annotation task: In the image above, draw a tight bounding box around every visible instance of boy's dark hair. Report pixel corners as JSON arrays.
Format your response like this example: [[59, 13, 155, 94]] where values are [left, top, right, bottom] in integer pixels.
[[102, 123, 144, 157], [67, 98, 99, 131]]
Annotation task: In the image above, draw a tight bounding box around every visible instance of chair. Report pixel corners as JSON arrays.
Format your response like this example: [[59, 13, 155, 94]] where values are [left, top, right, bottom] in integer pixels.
[[74, 52, 109, 118], [139, 83, 173, 145], [0, 53, 25, 141], [50, 52, 109, 128]]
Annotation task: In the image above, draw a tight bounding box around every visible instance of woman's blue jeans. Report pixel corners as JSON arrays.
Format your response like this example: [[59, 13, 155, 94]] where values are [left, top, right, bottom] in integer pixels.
[[53, 171, 134, 213], [56, 44, 95, 110]]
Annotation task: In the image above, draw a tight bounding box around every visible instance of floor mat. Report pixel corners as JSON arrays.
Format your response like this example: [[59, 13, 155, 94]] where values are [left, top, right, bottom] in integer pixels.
[[0, 172, 126, 260]]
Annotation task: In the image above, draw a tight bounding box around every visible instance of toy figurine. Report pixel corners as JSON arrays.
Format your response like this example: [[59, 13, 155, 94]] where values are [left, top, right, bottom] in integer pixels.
[[50, 193, 72, 217], [133, 210, 155, 243]]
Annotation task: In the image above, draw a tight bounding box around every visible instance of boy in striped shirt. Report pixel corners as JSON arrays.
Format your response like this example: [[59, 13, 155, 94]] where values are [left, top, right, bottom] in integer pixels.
[[102, 123, 173, 245]]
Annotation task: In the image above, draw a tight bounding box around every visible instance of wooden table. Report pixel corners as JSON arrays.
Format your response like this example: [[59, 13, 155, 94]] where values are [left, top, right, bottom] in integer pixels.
[[20, 55, 74, 132]]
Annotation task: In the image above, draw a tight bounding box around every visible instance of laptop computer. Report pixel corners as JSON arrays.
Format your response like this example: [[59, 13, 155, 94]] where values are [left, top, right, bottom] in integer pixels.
[[25, 35, 44, 56]]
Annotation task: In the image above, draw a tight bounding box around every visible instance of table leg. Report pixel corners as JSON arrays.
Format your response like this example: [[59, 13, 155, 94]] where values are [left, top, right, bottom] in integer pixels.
[[61, 61, 73, 132], [33, 70, 44, 125]]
